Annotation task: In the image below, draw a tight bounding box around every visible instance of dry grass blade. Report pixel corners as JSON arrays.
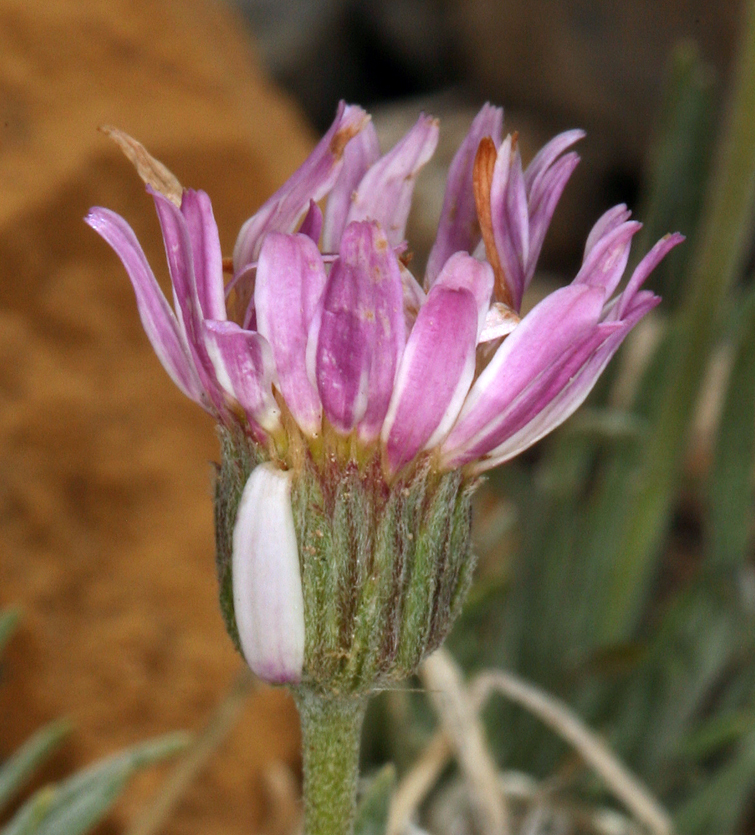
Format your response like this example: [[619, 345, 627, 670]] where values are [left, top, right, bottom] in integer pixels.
[[471, 671, 672, 835], [100, 126, 183, 206], [419, 649, 510, 835], [388, 732, 452, 835]]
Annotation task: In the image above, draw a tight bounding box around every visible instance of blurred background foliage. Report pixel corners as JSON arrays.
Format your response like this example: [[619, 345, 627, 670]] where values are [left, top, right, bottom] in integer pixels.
[[3, 0, 755, 833]]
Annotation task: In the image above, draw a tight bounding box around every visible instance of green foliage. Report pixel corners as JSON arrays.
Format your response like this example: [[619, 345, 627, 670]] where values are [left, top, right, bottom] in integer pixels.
[[354, 764, 396, 835], [0, 608, 189, 835]]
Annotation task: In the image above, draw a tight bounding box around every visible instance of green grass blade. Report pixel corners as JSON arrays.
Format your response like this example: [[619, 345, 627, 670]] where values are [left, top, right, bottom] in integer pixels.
[[0, 720, 71, 814], [1, 788, 57, 835], [707, 287, 755, 569], [354, 764, 395, 835], [600, 0, 755, 642], [3, 733, 188, 835]]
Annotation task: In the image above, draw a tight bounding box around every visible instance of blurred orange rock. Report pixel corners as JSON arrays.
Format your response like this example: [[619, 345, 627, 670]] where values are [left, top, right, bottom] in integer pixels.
[[0, 1, 315, 832]]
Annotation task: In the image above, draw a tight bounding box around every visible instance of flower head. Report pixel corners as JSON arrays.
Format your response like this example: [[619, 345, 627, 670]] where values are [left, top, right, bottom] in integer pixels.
[[86, 104, 682, 689]]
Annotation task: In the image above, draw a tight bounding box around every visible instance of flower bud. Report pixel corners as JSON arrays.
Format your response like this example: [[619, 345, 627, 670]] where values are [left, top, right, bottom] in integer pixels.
[[230, 460, 305, 684], [215, 427, 475, 695]]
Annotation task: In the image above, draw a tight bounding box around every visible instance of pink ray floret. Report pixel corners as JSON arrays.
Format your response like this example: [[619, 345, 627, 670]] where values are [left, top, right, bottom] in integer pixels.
[[86, 104, 682, 475]]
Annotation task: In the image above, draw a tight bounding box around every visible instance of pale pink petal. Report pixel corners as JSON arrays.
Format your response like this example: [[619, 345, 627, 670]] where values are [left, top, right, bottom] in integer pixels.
[[346, 114, 439, 246], [255, 232, 327, 436], [85, 207, 203, 403], [383, 286, 478, 472], [523, 129, 585, 196], [432, 251, 494, 335], [150, 189, 226, 412], [180, 189, 226, 321], [400, 264, 426, 330], [525, 151, 580, 281], [490, 135, 529, 310], [233, 102, 369, 271], [204, 321, 281, 433], [233, 464, 304, 684], [322, 119, 381, 252], [425, 103, 503, 287], [298, 199, 323, 244], [470, 297, 660, 473], [314, 221, 405, 438]]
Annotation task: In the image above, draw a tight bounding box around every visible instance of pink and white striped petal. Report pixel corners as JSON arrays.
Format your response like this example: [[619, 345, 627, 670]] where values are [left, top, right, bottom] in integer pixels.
[[255, 232, 327, 436], [314, 221, 405, 438], [382, 285, 478, 473], [204, 321, 281, 433], [425, 103, 503, 287], [525, 150, 580, 282], [451, 321, 623, 467], [233, 102, 370, 272], [232, 464, 304, 684], [440, 283, 605, 462], [85, 207, 203, 403], [345, 114, 439, 246], [470, 298, 660, 473]]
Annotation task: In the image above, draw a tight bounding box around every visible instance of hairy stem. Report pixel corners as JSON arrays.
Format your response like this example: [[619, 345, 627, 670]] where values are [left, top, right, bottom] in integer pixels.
[[295, 688, 367, 835]]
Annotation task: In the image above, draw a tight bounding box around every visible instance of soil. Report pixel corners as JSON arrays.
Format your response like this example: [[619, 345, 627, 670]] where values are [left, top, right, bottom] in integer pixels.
[[0, 1, 317, 832]]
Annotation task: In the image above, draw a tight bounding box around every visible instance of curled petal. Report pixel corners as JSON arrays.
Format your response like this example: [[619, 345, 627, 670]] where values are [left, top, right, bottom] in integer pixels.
[[85, 207, 203, 402], [233, 101, 370, 271], [441, 284, 605, 462], [383, 286, 478, 472], [584, 204, 632, 259], [425, 103, 503, 287], [204, 321, 281, 433], [255, 232, 326, 436], [314, 221, 405, 439], [346, 114, 439, 246], [322, 120, 381, 251], [232, 464, 304, 684], [616, 232, 685, 319], [574, 219, 642, 298]]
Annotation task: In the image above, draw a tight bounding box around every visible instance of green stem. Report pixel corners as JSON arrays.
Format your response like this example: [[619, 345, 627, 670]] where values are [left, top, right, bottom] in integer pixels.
[[295, 689, 367, 835]]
